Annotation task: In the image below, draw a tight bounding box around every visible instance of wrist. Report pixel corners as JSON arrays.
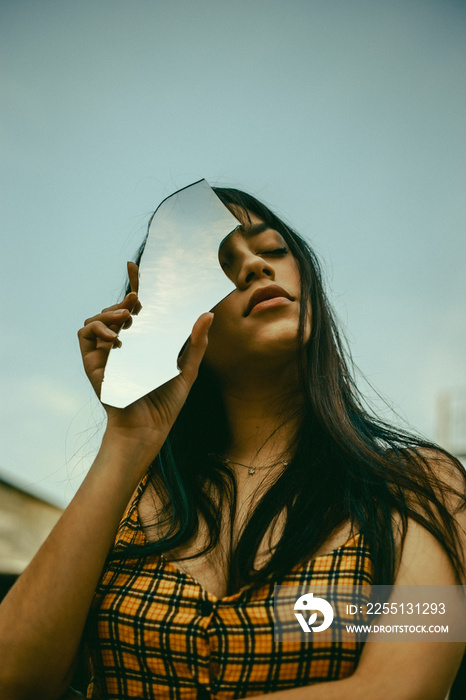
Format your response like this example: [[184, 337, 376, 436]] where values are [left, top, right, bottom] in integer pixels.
[[98, 428, 163, 477]]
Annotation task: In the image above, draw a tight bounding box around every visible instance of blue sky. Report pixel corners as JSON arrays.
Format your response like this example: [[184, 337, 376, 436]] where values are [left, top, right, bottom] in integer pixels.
[[1, 0, 465, 505]]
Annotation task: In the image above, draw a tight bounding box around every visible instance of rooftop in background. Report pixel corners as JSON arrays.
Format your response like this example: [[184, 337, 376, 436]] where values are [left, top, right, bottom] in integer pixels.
[[0, 471, 63, 576]]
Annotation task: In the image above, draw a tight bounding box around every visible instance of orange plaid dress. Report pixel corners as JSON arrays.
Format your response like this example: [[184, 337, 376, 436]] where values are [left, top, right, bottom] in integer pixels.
[[84, 475, 373, 699]]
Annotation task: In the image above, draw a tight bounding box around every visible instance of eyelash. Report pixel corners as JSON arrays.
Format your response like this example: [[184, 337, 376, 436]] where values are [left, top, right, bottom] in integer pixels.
[[259, 247, 288, 256], [221, 247, 288, 269]]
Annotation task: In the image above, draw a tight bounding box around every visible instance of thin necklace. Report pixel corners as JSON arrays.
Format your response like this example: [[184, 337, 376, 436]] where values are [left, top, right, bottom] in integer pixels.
[[210, 453, 289, 476]]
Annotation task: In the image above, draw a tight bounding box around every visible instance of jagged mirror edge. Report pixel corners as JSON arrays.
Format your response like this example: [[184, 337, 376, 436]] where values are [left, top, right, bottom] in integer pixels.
[[100, 180, 241, 408]]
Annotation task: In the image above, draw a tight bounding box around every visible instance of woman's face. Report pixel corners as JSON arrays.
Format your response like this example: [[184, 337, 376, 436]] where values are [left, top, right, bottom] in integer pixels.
[[203, 209, 311, 377]]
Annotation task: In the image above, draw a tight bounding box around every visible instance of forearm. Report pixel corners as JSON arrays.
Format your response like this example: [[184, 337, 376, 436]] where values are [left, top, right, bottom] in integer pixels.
[[245, 662, 453, 700], [234, 675, 366, 700], [0, 432, 158, 700]]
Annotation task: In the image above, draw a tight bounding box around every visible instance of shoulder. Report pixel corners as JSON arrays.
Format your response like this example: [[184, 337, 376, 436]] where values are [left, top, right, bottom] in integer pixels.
[[352, 450, 466, 698], [396, 447, 466, 583], [396, 517, 462, 585], [408, 447, 466, 529], [388, 444, 466, 521], [397, 445, 465, 485]]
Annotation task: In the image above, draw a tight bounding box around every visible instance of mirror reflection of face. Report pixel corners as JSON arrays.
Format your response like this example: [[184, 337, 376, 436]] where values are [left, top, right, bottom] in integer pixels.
[[203, 209, 311, 377]]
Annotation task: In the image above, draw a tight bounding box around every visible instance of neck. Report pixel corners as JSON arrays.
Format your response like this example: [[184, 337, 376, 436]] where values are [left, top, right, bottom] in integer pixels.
[[217, 361, 304, 466]]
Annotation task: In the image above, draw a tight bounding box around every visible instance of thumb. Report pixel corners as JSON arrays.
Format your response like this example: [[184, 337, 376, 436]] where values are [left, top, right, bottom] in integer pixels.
[[177, 312, 214, 385]]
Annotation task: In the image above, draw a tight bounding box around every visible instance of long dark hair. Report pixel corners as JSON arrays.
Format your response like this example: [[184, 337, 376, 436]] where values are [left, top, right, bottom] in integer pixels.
[[113, 186, 466, 593]]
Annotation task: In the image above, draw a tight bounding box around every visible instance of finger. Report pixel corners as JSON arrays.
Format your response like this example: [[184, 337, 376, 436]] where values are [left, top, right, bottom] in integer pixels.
[[127, 263, 142, 314], [122, 315, 134, 330], [127, 261, 139, 295], [84, 308, 131, 327], [78, 320, 118, 356], [132, 298, 142, 315], [177, 312, 214, 386], [79, 320, 119, 343], [101, 292, 138, 315]]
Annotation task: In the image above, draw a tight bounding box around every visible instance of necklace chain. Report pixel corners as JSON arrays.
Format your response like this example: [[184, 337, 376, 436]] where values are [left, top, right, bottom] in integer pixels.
[[209, 453, 289, 475]]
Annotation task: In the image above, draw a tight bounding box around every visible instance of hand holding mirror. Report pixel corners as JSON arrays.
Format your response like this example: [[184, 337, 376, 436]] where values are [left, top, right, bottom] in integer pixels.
[[100, 180, 241, 408]]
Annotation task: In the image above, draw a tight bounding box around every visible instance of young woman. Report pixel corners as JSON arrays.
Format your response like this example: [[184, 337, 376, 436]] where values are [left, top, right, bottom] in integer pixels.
[[0, 188, 465, 699]]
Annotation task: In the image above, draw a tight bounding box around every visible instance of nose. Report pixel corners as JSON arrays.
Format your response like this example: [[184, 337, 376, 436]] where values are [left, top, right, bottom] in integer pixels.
[[236, 251, 274, 289]]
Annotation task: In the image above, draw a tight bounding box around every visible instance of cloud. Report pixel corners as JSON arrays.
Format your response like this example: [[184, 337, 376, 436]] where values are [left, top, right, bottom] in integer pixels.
[[3, 375, 83, 418]]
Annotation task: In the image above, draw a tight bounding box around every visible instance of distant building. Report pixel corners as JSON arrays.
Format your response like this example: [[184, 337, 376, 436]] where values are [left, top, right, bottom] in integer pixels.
[[0, 474, 62, 599], [436, 388, 466, 459]]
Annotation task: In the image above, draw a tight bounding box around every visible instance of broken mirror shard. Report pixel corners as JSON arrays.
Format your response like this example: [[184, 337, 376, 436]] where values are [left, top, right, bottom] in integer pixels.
[[100, 179, 240, 408]]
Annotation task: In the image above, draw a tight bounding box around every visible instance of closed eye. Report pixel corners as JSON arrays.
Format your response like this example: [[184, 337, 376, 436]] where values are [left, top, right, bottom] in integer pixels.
[[259, 247, 288, 256], [220, 248, 288, 271]]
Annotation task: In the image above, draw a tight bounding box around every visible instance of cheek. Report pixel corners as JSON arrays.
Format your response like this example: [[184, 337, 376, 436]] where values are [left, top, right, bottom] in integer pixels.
[[210, 293, 236, 328], [299, 292, 312, 344], [204, 296, 237, 355], [291, 266, 312, 341], [290, 262, 301, 289], [305, 304, 312, 342]]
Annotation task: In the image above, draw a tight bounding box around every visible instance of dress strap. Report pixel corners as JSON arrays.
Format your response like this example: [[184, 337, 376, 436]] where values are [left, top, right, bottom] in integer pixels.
[[113, 469, 151, 550]]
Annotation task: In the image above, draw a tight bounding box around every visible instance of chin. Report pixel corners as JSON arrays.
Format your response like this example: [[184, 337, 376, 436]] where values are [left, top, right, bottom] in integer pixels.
[[244, 334, 301, 365], [253, 321, 301, 346]]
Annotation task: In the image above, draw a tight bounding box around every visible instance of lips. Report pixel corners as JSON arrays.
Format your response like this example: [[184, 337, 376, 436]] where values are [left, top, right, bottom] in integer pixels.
[[244, 284, 294, 316]]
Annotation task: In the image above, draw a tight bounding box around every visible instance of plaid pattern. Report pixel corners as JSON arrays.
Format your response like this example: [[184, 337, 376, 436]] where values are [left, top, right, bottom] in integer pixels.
[[85, 474, 373, 699]]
